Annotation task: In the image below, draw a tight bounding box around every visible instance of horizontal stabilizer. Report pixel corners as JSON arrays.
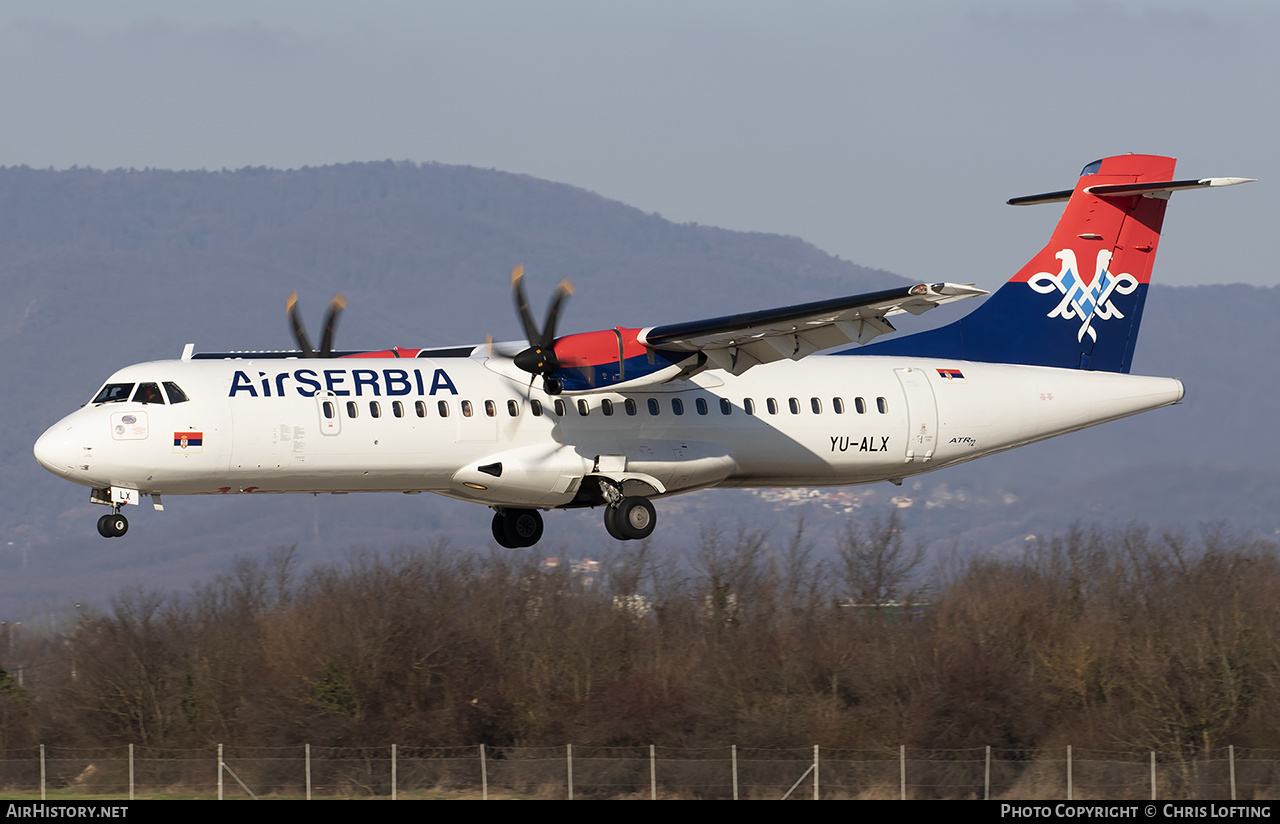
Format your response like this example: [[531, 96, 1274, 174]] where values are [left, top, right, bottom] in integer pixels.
[[1010, 176, 1254, 206]]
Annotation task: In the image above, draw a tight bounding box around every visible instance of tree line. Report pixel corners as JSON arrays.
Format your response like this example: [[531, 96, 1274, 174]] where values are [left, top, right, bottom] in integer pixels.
[[1, 518, 1277, 761]]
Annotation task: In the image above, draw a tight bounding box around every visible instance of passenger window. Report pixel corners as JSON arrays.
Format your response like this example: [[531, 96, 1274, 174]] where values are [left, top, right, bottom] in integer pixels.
[[789, 398, 800, 414], [370, 401, 382, 418], [602, 399, 614, 416], [485, 400, 497, 418], [625, 399, 637, 416], [855, 397, 866, 414], [438, 401, 450, 417], [766, 398, 778, 415], [720, 398, 732, 415], [415, 401, 427, 418], [323, 401, 336, 419], [392, 401, 404, 418], [647, 398, 660, 416], [577, 399, 590, 416], [133, 383, 164, 405], [833, 398, 845, 414], [744, 398, 755, 415], [461, 401, 474, 417], [672, 398, 684, 415], [554, 399, 567, 417], [163, 382, 189, 404], [696, 398, 708, 415], [811, 398, 822, 414], [346, 401, 358, 418], [877, 397, 888, 414], [531, 399, 543, 416], [92, 383, 135, 404], [507, 400, 519, 416]]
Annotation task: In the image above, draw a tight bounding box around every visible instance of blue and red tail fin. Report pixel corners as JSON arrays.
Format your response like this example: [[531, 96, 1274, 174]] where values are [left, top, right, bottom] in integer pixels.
[[852, 154, 1188, 373]]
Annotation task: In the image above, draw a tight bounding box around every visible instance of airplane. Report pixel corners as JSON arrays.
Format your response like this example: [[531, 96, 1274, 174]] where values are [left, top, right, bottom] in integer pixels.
[[33, 154, 1252, 547]]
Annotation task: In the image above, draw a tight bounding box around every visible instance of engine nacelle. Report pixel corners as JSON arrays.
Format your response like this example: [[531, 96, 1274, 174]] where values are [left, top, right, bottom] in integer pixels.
[[450, 443, 592, 507]]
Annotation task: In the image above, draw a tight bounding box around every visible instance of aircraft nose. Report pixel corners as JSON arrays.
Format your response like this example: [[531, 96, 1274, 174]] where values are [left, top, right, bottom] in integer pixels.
[[34, 423, 79, 476]]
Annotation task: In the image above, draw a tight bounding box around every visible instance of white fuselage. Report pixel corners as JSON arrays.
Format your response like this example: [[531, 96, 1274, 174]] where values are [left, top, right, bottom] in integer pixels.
[[34, 354, 1184, 510]]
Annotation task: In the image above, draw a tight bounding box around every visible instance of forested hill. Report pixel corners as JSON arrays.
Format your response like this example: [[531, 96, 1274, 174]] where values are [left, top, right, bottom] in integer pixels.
[[0, 162, 898, 356], [1, 162, 1276, 614]]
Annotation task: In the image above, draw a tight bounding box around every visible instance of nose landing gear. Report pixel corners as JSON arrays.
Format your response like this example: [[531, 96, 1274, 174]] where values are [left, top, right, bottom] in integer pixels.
[[97, 510, 128, 538]]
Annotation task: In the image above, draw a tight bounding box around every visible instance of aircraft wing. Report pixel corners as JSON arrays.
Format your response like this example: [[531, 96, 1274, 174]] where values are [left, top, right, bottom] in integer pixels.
[[637, 282, 986, 376]]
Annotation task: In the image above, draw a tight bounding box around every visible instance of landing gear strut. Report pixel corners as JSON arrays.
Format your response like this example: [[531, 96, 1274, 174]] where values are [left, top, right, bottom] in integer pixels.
[[491, 508, 544, 549], [603, 496, 656, 541], [97, 510, 128, 538]]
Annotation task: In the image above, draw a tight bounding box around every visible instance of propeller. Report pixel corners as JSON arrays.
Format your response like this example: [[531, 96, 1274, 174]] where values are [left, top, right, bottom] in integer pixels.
[[287, 290, 347, 358], [509, 265, 573, 394]]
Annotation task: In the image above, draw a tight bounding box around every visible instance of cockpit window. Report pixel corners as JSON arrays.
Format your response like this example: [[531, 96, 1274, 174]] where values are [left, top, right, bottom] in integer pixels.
[[163, 382, 189, 404], [92, 383, 135, 404], [132, 383, 165, 404]]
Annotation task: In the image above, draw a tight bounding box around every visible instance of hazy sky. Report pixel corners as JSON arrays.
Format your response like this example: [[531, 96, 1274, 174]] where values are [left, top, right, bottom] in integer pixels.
[[1, 1, 1274, 287]]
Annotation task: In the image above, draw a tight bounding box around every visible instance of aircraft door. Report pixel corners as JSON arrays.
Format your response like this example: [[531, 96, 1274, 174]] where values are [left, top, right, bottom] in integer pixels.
[[317, 392, 340, 436], [894, 367, 938, 463]]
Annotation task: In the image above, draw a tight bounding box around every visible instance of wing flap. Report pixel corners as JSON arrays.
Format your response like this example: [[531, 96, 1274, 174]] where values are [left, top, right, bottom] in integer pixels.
[[638, 282, 985, 375]]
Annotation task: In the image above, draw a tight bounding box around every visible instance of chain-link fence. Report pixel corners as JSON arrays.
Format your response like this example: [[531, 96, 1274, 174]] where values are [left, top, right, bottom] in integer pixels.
[[1, 744, 1277, 799]]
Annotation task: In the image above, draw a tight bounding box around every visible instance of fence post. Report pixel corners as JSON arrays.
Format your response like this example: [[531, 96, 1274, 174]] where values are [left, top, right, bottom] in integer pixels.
[[1067, 745, 1072, 801], [732, 745, 738, 800], [218, 743, 223, 800], [481, 744, 488, 801], [391, 744, 397, 800], [1151, 751, 1156, 800], [650, 744, 656, 800], [129, 744, 134, 801], [306, 744, 311, 800], [1230, 745, 1237, 801], [40, 744, 45, 800], [985, 745, 991, 800], [900, 744, 906, 800], [567, 744, 573, 800], [813, 745, 819, 800]]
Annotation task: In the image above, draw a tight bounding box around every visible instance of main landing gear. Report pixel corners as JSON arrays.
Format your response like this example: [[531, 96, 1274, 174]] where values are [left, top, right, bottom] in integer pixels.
[[603, 496, 656, 541], [489, 494, 658, 548], [491, 508, 544, 549], [97, 510, 128, 538]]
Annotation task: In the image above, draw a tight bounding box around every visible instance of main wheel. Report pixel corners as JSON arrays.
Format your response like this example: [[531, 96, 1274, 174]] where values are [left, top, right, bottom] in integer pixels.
[[492, 512, 519, 549], [603, 505, 628, 541], [615, 497, 656, 541], [504, 509, 544, 548], [97, 514, 114, 538]]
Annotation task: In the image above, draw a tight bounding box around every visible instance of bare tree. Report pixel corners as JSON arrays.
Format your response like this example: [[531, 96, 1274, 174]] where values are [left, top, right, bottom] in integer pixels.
[[835, 511, 925, 607]]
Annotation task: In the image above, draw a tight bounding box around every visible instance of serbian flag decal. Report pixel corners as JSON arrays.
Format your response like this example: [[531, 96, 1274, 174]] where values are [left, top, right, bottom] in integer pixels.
[[173, 431, 204, 453], [936, 368, 966, 382]]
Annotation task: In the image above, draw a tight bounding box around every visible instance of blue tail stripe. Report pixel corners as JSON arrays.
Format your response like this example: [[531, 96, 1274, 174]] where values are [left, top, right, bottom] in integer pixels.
[[842, 281, 1149, 373]]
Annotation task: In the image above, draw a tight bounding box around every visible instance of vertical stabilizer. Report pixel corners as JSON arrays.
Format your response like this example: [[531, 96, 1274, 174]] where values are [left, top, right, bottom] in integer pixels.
[[853, 155, 1188, 372]]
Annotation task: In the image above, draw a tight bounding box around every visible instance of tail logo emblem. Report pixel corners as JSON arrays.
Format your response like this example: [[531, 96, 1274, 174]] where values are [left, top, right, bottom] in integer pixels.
[[1028, 249, 1138, 342]]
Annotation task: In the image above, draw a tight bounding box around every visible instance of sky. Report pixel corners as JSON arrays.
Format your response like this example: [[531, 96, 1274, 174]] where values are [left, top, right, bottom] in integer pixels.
[[1, 0, 1275, 288]]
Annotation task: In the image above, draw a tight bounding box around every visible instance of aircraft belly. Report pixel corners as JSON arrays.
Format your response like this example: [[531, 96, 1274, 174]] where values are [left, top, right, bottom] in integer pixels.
[[617, 439, 736, 493]]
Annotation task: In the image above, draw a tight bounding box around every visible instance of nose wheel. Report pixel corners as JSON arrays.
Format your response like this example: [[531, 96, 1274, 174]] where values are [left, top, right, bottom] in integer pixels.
[[97, 511, 128, 538]]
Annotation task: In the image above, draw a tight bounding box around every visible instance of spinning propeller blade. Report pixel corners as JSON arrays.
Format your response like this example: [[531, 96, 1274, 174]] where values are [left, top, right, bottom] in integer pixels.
[[508, 265, 573, 393], [287, 291, 346, 358]]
